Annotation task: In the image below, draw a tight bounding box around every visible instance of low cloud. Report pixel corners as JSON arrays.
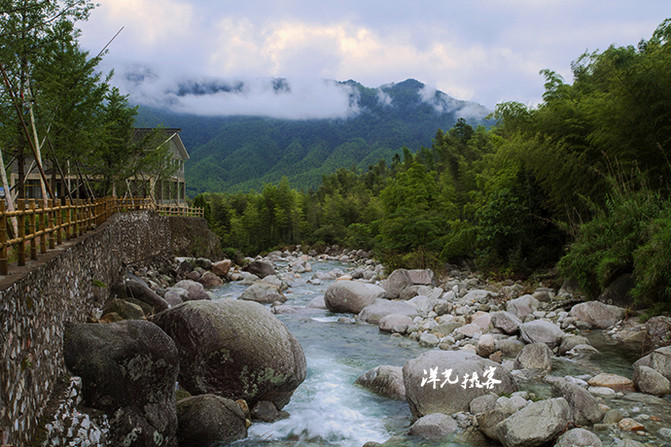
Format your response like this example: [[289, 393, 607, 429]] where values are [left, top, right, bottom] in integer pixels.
[[116, 66, 360, 120]]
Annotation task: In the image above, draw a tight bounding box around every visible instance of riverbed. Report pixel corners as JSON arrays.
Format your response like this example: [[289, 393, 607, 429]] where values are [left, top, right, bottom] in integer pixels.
[[213, 258, 671, 447]]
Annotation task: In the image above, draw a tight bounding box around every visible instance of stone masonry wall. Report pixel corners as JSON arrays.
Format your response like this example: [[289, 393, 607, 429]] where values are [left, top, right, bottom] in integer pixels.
[[0, 211, 217, 446]]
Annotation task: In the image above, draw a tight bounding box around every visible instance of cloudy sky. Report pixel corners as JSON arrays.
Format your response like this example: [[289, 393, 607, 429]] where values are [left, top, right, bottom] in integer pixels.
[[78, 0, 669, 119]]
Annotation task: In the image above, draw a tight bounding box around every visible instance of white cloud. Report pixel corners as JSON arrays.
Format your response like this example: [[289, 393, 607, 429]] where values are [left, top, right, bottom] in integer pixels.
[[116, 68, 360, 120]]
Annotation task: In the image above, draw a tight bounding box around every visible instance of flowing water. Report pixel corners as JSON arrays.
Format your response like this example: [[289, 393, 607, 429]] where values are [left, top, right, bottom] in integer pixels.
[[211, 259, 671, 447]]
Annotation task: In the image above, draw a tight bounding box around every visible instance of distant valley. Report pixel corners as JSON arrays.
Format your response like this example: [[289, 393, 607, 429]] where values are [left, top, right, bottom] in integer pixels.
[[134, 78, 492, 195]]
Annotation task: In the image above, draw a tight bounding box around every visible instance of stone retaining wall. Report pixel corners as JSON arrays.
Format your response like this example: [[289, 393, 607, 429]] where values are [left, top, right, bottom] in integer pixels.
[[0, 211, 219, 446]]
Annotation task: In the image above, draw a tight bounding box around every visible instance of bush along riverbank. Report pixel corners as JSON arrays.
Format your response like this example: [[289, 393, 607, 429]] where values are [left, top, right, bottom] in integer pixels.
[[40, 247, 671, 447]]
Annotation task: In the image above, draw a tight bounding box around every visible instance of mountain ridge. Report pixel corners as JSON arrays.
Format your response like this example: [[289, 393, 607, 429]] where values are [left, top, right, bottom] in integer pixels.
[[133, 78, 492, 194]]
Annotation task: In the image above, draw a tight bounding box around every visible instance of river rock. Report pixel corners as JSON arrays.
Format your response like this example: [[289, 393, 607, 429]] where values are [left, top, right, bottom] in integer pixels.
[[307, 295, 327, 309], [198, 271, 224, 289], [403, 350, 516, 418], [514, 343, 553, 372], [358, 299, 418, 324], [569, 301, 625, 329], [324, 281, 385, 314], [176, 394, 247, 446], [643, 316, 671, 351], [251, 400, 281, 422], [382, 269, 414, 299], [164, 286, 189, 306], [239, 281, 287, 304], [152, 300, 306, 410], [546, 376, 604, 426], [587, 373, 635, 392], [63, 320, 179, 447], [495, 398, 570, 447], [520, 320, 564, 348], [506, 295, 539, 319], [245, 260, 275, 278], [554, 428, 602, 447], [173, 279, 210, 301], [477, 334, 497, 358], [124, 277, 170, 313], [632, 364, 671, 396], [558, 335, 591, 355], [496, 338, 525, 357], [634, 346, 671, 380], [408, 413, 458, 440], [355, 365, 406, 400], [406, 269, 436, 286], [491, 311, 522, 335], [379, 314, 413, 334], [102, 299, 145, 320], [211, 259, 232, 277]]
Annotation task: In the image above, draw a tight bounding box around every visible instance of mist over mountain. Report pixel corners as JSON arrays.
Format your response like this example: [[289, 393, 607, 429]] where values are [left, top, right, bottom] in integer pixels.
[[132, 75, 492, 194]]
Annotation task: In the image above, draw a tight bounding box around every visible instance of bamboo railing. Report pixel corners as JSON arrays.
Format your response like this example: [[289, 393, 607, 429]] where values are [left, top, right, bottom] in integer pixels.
[[0, 197, 204, 275]]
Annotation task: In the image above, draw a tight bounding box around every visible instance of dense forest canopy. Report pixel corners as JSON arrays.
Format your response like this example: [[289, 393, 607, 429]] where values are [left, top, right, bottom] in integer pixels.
[[197, 18, 671, 312]]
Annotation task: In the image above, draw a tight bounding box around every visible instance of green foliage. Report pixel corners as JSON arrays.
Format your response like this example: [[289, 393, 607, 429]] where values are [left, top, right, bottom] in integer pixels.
[[558, 176, 665, 299], [632, 211, 671, 309]]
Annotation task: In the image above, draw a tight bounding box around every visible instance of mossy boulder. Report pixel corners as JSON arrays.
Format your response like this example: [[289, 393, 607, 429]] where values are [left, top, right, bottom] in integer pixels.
[[152, 300, 306, 410], [63, 320, 179, 447]]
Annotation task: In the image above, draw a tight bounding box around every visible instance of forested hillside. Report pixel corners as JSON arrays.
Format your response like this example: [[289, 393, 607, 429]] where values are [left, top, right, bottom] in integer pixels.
[[135, 79, 491, 194], [196, 18, 671, 312]]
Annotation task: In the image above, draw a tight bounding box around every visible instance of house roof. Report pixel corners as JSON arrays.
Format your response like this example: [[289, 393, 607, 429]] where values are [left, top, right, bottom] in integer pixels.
[[133, 128, 190, 161]]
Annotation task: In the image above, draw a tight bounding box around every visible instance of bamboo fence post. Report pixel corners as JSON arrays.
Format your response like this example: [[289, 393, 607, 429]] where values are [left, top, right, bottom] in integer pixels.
[[0, 201, 7, 275], [56, 199, 62, 245], [78, 199, 84, 236], [17, 199, 25, 266], [29, 199, 37, 260], [65, 198, 72, 240], [39, 200, 46, 254], [48, 199, 55, 249]]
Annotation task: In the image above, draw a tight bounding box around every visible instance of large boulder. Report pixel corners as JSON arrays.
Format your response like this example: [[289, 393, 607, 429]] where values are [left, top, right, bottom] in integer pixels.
[[632, 365, 671, 396], [63, 320, 179, 447], [357, 299, 417, 325], [173, 279, 210, 301], [324, 281, 385, 314], [382, 269, 414, 299], [245, 260, 275, 279], [569, 301, 626, 329], [152, 300, 306, 410], [546, 377, 604, 426], [403, 350, 516, 418], [634, 346, 671, 380], [176, 394, 247, 446], [495, 398, 570, 447], [520, 320, 564, 349], [514, 343, 553, 372], [355, 365, 406, 400], [239, 281, 286, 304]]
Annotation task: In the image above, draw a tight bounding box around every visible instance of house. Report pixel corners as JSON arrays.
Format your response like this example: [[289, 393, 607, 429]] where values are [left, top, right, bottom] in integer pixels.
[[9, 127, 189, 205]]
